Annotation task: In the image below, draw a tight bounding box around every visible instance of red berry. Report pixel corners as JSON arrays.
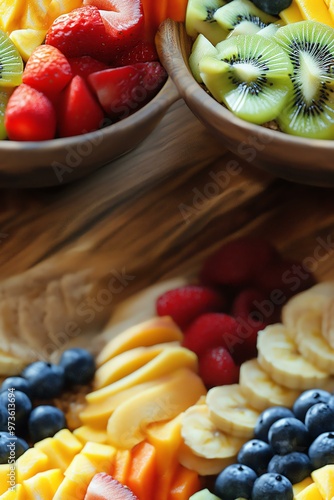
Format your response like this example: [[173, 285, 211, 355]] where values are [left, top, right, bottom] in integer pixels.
[[156, 286, 226, 330], [68, 56, 109, 80], [182, 313, 240, 357], [57, 75, 104, 137], [85, 472, 138, 499], [22, 45, 73, 99], [232, 287, 275, 324], [198, 346, 239, 388], [199, 237, 279, 287], [110, 40, 159, 67], [5, 84, 56, 141]]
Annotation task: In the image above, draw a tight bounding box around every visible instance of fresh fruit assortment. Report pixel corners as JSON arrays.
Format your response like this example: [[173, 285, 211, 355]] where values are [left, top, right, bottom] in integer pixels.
[[0, 0, 174, 141], [186, 0, 334, 139]]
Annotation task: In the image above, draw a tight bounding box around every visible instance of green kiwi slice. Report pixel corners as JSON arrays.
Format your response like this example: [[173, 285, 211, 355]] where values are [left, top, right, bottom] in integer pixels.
[[214, 0, 278, 35], [0, 29, 23, 88], [274, 20, 334, 139], [185, 0, 229, 45], [189, 34, 218, 82], [0, 87, 12, 139], [199, 34, 293, 124]]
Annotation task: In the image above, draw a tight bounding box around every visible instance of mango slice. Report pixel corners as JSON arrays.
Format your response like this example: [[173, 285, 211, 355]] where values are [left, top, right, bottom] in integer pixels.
[[22, 468, 63, 500], [295, 482, 323, 500], [10, 29, 47, 62], [16, 448, 49, 483], [294, 0, 334, 27], [312, 464, 334, 499], [280, 0, 303, 23]]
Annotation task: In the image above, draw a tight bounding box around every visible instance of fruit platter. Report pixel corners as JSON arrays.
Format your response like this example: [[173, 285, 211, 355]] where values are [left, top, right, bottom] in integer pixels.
[[2, 0, 334, 499]]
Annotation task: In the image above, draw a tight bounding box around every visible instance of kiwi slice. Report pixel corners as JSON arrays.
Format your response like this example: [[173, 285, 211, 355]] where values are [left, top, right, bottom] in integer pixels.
[[199, 34, 293, 124], [0, 88, 12, 139], [189, 34, 218, 82], [0, 29, 23, 87], [185, 0, 229, 45], [214, 0, 278, 35], [274, 20, 334, 139]]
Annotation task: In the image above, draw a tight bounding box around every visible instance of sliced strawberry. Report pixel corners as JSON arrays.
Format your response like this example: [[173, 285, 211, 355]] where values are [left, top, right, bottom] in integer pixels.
[[22, 45, 72, 99], [198, 346, 239, 389], [57, 75, 104, 137], [83, 0, 144, 50], [156, 286, 226, 331], [45, 6, 112, 62], [68, 56, 109, 80], [84, 473, 138, 499], [88, 61, 167, 121], [110, 40, 158, 67], [5, 84, 56, 141]]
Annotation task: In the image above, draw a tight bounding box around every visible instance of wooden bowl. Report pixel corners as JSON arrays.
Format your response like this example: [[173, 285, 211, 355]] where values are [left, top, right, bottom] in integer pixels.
[[156, 19, 334, 187], [0, 77, 179, 189]]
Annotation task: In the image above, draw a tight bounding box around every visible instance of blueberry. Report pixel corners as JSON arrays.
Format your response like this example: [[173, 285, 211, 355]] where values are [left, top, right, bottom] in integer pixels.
[[59, 348, 95, 386], [252, 472, 293, 500], [237, 439, 274, 475], [214, 463, 257, 500], [0, 390, 32, 434], [308, 431, 334, 469], [268, 417, 310, 455], [267, 452, 312, 484], [28, 405, 66, 443], [305, 402, 334, 439], [327, 395, 334, 413], [0, 377, 31, 397], [0, 431, 29, 464], [250, 0, 292, 16], [21, 361, 65, 399], [254, 407, 295, 442], [293, 389, 331, 422], [0, 404, 8, 432]]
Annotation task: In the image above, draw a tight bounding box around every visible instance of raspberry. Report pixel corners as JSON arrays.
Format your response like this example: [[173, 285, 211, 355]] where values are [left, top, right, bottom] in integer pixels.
[[232, 287, 277, 324], [156, 285, 226, 330], [198, 346, 239, 388], [199, 237, 279, 287], [182, 313, 240, 357]]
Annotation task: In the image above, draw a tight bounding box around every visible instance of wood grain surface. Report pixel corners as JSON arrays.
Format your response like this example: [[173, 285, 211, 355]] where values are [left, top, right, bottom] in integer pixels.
[[1, 98, 334, 357]]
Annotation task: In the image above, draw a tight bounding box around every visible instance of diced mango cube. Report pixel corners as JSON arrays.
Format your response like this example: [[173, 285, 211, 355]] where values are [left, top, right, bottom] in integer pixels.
[[0, 465, 11, 495], [312, 464, 334, 499], [293, 477, 313, 496], [146, 413, 183, 473], [35, 437, 70, 473], [0, 484, 25, 500], [9, 29, 47, 62], [295, 482, 323, 500], [81, 441, 116, 469], [47, 0, 83, 23], [22, 468, 63, 499], [64, 454, 97, 486], [53, 429, 83, 457], [53, 476, 88, 500], [16, 448, 49, 483], [73, 425, 108, 445]]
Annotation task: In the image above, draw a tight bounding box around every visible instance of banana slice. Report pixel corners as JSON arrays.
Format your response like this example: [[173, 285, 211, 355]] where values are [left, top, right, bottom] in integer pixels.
[[297, 311, 334, 375], [257, 323, 331, 390], [0, 350, 27, 376], [206, 384, 260, 439], [181, 403, 245, 460], [322, 299, 334, 349], [178, 441, 236, 476], [282, 282, 334, 334], [239, 358, 301, 411]]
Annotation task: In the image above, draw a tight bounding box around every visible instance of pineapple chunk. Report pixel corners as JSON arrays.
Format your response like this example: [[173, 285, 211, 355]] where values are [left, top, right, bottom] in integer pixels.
[[48, 0, 83, 22], [295, 483, 323, 500], [22, 468, 63, 500], [16, 448, 49, 483], [0, 484, 25, 499], [312, 464, 334, 499], [10, 29, 47, 62], [293, 477, 313, 496]]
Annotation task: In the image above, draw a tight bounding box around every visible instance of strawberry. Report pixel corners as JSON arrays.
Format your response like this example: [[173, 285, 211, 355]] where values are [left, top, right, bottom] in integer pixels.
[[88, 61, 167, 121], [232, 287, 274, 324], [84, 472, 138, 499], [84, 0, 144, 50], [68, 56, 109, 80], [182, 313, 240, 357], [199, 237, 280, 287], [5, 84, 56, 141], [110, 40, 158, 67], [156, 285, 226, 330], [198, 346, 239, 389], [57, 75, 104, 138], [22, 45, 73, 99], [45, 6, 112, 62]]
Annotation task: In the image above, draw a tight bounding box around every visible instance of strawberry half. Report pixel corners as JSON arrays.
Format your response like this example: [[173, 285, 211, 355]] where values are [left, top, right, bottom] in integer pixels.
[[110, 40, 158, 67], [68, 56, 109, 80], [45, 5, 112, 62], [5, 84, 56, 141], [88, 61, 167, 121], [84, 473, 138, 500], [83, 0, 144, 50], [22, 45, 73, 99], [57, 75, 104, 137]]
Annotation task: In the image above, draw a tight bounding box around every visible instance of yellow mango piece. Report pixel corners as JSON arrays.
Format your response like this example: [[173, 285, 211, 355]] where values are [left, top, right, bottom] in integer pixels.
[[80, 380, 159, 428], [0, 0, 25, 32], [35, 438, 70, 473], [87, 346, 199, 404], [0, 484, 25, 500], [294, 0, 334, 27], [312, 464, 334, 499], [96, 316, 183, 366], [21, 1, 51, 30], [64, 453, 98, 486], [107, 368, 207, 449], [22, 468, 63, 500], [9, 29, 47, 62], [280, 0, 303, 23], [53, 429, 83, 457], [0, 465, 11, 495], [16, 448, 49, 483], [53, 477, 87, 500], [73, 425, 108, 445], [295, 482, 323, 500], [81, 441, 116, 470], [48, 0, 83, 22], [293, 477, 313, 496]]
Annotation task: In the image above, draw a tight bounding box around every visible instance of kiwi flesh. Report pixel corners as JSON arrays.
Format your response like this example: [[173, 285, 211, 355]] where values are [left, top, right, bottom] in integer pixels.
[[189, 34, 218, 82], [214, 0, 278, 34], [199, 34, 293, 124], [186, 0, 229, 45], [0, 88, 12, 139], [0, 30, 23, 87], [274, 20, 334, 139]]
